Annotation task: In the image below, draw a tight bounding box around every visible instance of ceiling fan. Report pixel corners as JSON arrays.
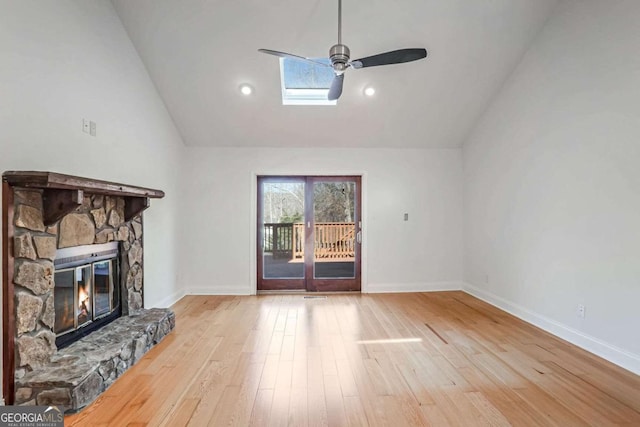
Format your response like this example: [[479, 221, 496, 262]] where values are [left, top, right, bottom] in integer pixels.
[[258, 0, 427, 101]]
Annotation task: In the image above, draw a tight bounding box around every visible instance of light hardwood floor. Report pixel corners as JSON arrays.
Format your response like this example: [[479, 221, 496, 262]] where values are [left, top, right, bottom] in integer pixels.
[[65, 292, 640, 426]]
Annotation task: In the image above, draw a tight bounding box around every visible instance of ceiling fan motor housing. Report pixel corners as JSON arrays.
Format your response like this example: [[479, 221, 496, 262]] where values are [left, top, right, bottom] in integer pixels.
[[330, 44, 350, 72]]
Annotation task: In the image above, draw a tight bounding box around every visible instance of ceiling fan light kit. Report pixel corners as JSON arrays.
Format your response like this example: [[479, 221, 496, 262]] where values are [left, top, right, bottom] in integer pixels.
[[259, 0, 427, 102]]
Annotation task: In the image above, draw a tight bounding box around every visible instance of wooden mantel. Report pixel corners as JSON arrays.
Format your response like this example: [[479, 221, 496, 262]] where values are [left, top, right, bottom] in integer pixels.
[[2, 171, 164, 225]]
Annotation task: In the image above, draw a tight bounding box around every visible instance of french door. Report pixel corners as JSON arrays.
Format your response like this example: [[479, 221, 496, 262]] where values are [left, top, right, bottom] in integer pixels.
[[257, 176, 362, 292]]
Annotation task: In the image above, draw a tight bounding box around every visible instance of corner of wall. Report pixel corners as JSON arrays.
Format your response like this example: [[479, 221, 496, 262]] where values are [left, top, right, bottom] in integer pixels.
[[154, 289, 187, 309]]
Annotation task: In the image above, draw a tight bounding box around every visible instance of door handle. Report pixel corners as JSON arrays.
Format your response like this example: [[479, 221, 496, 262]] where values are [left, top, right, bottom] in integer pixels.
[[356, 230, 362, 244]]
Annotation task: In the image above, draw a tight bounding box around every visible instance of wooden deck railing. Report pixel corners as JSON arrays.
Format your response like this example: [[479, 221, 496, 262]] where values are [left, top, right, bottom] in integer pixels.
[[263, 223, 296, 259], [264, 223, 355, 260]]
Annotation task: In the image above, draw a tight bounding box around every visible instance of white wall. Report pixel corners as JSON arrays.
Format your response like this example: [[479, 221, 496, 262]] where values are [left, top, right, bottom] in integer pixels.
[[181, 147, 463, 294], [463, 0, 640, 374], [0, 0, 186, 402]]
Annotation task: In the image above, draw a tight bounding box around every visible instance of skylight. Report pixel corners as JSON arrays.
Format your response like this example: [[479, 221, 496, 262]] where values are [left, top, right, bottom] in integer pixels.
[[280, 57, 336, 106]]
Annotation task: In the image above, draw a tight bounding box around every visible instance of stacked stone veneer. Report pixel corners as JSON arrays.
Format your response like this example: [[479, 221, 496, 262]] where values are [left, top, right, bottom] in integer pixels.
[[9, 187, 174, 411]]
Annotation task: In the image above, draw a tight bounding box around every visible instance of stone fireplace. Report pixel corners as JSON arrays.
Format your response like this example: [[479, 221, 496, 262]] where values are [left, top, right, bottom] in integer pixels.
[[2, 171, 175, 412]]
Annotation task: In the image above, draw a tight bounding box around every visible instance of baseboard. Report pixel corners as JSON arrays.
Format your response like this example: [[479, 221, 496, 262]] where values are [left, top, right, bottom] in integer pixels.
[[365, 281, 462, 294], [188, 285, 253, 296], [152, 289, 187, 308], [463, 283, 640, 376]]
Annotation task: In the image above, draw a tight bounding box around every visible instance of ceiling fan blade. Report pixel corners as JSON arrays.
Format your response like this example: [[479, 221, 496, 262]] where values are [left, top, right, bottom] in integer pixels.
[[258, 49, 330, 68], [328, 74, 344, 101], [350, 48, 427, 69]]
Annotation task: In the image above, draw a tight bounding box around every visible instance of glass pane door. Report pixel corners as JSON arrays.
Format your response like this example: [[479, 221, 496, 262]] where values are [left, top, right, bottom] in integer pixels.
[[259, 179, 306, 289], [313, 180, 356, 279], [257, 176, 361, 292]]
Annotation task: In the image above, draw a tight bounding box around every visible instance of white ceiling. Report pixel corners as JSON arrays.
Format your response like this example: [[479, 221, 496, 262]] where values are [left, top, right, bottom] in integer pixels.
[[111, 0, 557, 148]]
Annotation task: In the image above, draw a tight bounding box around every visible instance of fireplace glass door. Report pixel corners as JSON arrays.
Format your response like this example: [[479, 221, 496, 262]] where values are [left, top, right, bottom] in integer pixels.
[[76, 266, 93, 328], [54, 269, 75, 335], [54, 264, 96, 334], [53, 257, 118, 336], [53, 242, 121, 348], [93, 260, 113, 318]]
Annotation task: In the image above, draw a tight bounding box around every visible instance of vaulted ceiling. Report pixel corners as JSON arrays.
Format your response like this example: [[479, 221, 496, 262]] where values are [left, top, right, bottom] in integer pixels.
[[111, 0, 558, 148]]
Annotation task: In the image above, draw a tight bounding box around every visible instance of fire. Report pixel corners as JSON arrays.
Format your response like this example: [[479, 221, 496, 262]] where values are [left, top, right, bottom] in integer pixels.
[[78, 286, 90, 320], [78, 287, 89, 308]]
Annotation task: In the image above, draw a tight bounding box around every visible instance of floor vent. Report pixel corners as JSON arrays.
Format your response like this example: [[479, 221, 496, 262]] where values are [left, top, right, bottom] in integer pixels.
[[304, 296, 328, 299]]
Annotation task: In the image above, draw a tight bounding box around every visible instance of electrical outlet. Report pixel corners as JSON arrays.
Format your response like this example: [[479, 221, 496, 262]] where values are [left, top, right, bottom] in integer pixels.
[[82, 119, 90, 133], [90, 121, 96, 136], [577, 304, 586, 319], [484, 274, 489, 285], [404, 213, 409, 221]]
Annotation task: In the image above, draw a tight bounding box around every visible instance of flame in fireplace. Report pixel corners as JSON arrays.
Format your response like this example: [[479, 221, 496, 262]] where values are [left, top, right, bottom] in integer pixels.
[[78, 286, 90, 317], [79, 287, 89, 307]]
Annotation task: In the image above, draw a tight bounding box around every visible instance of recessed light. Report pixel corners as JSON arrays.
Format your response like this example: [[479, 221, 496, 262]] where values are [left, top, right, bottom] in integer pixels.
[[239, 84, 253, 95], [363, 86, 376, 97]]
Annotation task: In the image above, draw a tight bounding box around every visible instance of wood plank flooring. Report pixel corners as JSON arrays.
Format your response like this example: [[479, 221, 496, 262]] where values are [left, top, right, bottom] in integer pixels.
[[65, 292, 640, 426]]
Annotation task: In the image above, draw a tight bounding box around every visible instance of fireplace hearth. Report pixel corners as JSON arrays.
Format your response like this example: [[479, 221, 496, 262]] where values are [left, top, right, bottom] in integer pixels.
[[2, 171, 173, 411]]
